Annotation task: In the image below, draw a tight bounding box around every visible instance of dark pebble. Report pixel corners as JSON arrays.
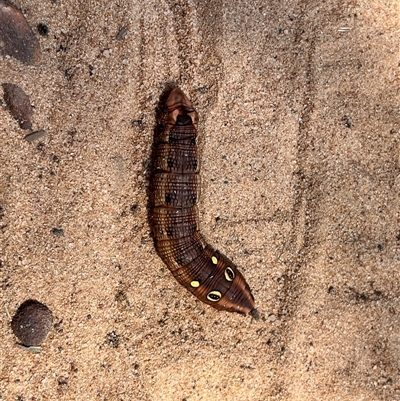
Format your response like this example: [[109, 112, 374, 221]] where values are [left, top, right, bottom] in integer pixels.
[[11, 299, 53, 346], [0, 0, 40, 65], [37, 23, 49, 36], [2, 83, 33, 130], [51, 227, 64, 236], [116, 26, 128, 40]]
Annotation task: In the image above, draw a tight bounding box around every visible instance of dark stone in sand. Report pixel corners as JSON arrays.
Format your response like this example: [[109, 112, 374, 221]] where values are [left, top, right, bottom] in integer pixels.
[[2, 83, 33, 130], [11, 299, 53, 346], [0, 0, 40, 65]]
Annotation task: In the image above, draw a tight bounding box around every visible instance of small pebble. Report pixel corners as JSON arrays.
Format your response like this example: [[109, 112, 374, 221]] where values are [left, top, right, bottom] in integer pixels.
[[24, 129, 46, 142], [11, 300, 53, 347], [37, 24, 49, 36], [115, 26, 129, 40], [2, 83, 33, 130], [52, 227, 64, 236], [116, 26, 129, 40], [37, 23, 49, 36]]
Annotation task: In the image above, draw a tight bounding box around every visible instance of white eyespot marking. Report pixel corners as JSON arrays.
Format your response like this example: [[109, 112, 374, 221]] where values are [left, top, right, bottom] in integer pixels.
[[207, 290, 222, 302], [190, 280, 200, 288], [211, 256, 218, 265], [224, 267, 235, 282]]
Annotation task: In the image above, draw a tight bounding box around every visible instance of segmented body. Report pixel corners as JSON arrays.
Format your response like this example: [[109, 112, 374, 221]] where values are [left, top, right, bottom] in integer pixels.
[[150, 87, 256, 315]]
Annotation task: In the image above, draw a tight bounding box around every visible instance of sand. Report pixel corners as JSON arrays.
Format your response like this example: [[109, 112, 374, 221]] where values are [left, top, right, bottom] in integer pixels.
[[1, 0, 399, 400]]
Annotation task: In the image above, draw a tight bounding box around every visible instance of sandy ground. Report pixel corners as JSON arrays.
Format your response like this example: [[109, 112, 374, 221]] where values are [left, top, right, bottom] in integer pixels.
[[1, 0, 399, 400]]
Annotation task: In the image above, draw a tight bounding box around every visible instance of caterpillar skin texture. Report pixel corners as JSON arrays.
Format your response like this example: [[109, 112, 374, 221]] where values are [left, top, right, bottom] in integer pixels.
[[150, 87, 256, 315]]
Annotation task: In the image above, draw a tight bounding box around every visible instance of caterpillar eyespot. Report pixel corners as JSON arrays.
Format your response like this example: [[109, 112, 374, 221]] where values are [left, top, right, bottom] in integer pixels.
[[150, 87, 257, 316], [207, 290, 222, 302], [225, 267, 235, 282]]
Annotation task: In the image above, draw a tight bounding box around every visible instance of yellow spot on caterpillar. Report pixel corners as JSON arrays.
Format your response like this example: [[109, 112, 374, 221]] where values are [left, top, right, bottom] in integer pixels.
[[211, 256, 218, 265], [190, 280, 200, 288], [207, 290, 221, 302], [224, 267, 235, 281]]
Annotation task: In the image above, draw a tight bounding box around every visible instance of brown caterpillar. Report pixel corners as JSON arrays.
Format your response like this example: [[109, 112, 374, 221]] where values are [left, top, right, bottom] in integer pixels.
[[150, 87, 257, 316]]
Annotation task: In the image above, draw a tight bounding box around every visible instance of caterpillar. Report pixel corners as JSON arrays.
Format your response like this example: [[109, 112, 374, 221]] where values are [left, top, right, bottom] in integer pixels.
[[149, 87, 257, 317]]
